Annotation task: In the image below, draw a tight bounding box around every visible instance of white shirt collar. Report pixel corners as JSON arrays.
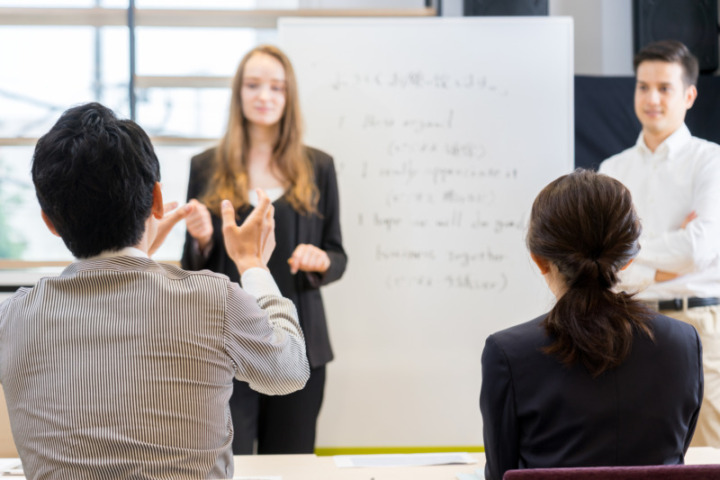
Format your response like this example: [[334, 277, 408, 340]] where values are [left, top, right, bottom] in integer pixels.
[[636, 124, 692, 159]]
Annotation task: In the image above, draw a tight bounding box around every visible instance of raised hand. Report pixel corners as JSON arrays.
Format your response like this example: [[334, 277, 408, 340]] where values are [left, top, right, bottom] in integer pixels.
[[149, 202, 192, 256], [221, 189, 276, 273]]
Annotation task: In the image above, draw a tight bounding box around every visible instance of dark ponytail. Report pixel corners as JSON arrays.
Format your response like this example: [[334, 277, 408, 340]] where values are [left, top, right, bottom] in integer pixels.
[[527, 169, 653, 376]]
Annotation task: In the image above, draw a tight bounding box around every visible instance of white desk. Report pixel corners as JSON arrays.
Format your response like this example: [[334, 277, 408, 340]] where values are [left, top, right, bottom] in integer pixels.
[[686, 447, 720, 464], [233, 453, 484, 479], [232, 448, 720, 480], [2, 448, 719, 479]]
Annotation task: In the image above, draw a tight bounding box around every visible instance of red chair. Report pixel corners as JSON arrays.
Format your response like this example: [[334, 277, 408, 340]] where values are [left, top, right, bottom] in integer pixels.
[[502, 464, 720, 479]]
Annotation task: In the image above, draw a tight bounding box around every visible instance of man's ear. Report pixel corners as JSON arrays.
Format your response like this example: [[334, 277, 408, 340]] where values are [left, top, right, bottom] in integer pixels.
[[151, 182, 164, 220], [530, 252, 551, 275], [40, 210, 61, 237], [685, 84, 698, 110]]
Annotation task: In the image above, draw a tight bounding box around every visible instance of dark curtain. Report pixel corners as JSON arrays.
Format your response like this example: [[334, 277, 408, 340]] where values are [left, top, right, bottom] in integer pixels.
[[574, 75, 720, 171]]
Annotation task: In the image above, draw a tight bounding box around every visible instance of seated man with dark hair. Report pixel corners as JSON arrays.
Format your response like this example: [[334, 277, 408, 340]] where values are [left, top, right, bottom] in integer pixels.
[[0, 102, 309, 479]]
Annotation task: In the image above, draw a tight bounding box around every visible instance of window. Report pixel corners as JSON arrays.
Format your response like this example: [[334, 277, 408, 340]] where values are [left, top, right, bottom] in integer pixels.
[[0, 5, 264, 263], [0, 1, 433, 267]]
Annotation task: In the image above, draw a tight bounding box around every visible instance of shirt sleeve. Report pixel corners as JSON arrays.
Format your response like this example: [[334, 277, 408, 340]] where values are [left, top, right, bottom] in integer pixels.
[[480, 335, 520, 480], [0, 297, 8, 339], [616, 262, 656, 294], [633, 155, 720, 275], [597, 155, 617, 177], [224, 269, 310, 395], [599, 158, 660, 289]]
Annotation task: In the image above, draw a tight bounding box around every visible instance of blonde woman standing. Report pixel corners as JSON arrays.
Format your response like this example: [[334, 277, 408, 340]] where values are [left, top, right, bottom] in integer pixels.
[[181, 45, 347, 454]]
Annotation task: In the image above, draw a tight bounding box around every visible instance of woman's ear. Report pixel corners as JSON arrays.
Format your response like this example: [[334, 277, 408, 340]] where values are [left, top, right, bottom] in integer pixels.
[[530, 252, 551, 275], [41, 211, 61, 237]]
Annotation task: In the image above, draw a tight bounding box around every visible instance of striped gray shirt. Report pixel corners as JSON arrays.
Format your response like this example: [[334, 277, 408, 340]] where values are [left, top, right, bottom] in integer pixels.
[[0, 255, 309, 479]]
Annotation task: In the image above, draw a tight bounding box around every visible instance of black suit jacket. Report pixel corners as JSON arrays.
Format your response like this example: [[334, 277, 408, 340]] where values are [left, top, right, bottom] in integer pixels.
[[181, 146, 347, 368], [480, 313, 703, 480]]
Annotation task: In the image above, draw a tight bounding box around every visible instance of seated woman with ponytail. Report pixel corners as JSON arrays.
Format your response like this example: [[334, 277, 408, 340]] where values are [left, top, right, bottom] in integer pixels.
[[480, 169, 703, 480]]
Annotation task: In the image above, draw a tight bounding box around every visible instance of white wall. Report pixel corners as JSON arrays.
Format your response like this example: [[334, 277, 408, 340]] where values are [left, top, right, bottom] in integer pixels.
[[304, 0, 720, 76], [297, 0, 632, 75], [552, 0, 720, 76], [550, 0, 633, 75]]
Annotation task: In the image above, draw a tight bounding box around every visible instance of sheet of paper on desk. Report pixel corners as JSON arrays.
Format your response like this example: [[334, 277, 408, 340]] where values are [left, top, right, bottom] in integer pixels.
[[0, 458, 23, 477], [456, 468, 485, 480], [334, 452, 477, 468]]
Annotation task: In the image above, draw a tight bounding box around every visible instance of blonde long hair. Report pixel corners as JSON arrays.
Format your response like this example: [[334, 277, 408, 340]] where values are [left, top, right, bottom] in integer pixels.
[[202, 45, 318, 215]]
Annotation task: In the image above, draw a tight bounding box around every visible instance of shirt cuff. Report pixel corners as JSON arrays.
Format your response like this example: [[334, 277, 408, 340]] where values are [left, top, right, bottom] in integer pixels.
[[241, 267, 282, 298]]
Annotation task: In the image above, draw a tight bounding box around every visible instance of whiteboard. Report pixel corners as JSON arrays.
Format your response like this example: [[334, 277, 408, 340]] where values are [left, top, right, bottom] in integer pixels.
[[279, 17, 573, 448]]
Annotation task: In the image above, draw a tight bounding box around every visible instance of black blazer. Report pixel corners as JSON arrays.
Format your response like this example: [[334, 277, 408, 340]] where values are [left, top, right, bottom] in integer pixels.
[[480, 313, 703, 480], [181, 146, 347, 368]]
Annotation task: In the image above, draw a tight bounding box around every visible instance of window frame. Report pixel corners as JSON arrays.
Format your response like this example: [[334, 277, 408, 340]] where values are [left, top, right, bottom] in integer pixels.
[[0, 3, 436, 273]]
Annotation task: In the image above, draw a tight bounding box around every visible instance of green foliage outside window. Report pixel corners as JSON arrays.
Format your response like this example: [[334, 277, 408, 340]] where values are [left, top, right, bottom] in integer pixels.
[[0, 155, 27, 259]]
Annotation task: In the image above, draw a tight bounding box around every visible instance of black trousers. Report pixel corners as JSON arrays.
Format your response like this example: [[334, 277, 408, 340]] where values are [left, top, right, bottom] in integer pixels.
[[230, 365, 326, 454]]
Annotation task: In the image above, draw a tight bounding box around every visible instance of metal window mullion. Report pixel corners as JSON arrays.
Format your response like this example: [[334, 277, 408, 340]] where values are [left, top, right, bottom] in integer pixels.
[[128, 0, 136, 121], [93, 0, 103, 102]]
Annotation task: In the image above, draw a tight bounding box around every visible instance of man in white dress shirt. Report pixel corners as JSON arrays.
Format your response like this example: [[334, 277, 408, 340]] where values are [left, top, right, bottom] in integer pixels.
[[600, 40, 720, 447]]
